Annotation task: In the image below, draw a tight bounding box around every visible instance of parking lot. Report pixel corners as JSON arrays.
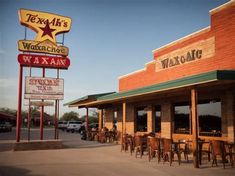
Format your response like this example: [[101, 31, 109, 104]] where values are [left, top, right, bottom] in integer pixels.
[[0, 128, 235, 176], [0, 128, 111, 152]]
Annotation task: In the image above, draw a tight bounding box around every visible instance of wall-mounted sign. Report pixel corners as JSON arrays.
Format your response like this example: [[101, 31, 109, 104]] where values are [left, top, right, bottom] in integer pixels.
[[18, 54, 70, 69], [18, 9, 72, 56], [30, 101, 54, 106], [155, 37, 215, 71], [25, 76, 64, 100]]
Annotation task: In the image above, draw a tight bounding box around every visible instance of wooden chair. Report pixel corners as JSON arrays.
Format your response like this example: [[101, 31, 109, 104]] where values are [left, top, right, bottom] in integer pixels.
[[198, 139, 211, 165], [134, 135, 147, 158], [162, 138, 181, 166], [148, 137, 161, 163], [211, 140, 233, 169], [121, 134, 129, 152], [178, 139, 190, 162]]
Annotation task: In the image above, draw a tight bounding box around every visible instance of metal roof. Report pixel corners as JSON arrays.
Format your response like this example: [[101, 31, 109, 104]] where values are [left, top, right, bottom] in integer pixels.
[[64, 92, 116, 107]]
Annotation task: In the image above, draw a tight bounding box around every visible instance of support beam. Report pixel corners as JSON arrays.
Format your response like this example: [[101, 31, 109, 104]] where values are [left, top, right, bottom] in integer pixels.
[[98, 109, 103, 130], [86, 107, 89, 130], [122, 102, 126, 135], [16, 66, 23, 142], [191, 87, 199, 168], [147, 105, 155, 133], [40, 68, 45, 140]]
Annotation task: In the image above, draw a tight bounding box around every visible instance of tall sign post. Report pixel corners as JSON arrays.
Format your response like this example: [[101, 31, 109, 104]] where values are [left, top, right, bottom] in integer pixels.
[[16, 9, 72, 142]]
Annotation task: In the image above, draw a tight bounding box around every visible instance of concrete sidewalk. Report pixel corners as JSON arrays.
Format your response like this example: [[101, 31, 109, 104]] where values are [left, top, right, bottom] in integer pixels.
[[0, 144, 234, 176]]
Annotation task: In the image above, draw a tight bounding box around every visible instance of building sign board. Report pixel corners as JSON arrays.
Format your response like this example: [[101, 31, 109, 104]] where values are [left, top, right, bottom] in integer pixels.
[[18, 54, 70, 69], [155, 37, 215, 71], [30, 101, 54, 106], [18, 9, 72, 56], [25, 77, 64, 100]]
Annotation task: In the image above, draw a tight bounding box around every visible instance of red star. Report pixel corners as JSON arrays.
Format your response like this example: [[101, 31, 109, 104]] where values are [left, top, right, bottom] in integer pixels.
[[39, 22, 56, 39]]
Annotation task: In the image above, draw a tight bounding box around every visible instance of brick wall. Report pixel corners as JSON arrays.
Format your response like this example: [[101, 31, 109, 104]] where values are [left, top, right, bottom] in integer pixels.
[[119, 2, 235, 92], [104, 108, 114, 130]]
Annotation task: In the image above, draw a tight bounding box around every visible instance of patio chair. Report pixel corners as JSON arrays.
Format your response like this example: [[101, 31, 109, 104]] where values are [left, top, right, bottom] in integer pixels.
[[162, 138, 181, 166], [178, 139, 190, 162], [211, 140, 233, 169], [134, 135, 147, 158], [121, 133, 129, 152], [198, 139, 211, 165], [148, 137, 161, 163]]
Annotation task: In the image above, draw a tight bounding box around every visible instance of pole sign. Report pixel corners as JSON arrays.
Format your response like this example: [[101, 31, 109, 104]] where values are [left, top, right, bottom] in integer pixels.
[[18, 54, 70, 69], [18, 9, 72, 56], [25, 76, 64, 100]]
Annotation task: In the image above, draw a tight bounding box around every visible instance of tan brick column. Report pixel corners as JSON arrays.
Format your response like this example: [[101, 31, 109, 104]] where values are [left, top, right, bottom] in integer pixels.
[[224, 90, 235, 142], [126, 103, 135, 135], [116, 106, 123, 133], [161, 101, 173, 139], [104, 108, 114, 130]]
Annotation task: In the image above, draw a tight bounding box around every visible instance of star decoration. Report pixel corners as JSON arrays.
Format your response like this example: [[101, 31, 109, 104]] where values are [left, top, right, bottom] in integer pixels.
[[39, 22, 56, 39]]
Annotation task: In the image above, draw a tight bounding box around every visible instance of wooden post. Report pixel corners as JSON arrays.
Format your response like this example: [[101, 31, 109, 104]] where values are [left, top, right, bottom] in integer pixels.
[[98, 109, 103, 130], [191, 87, 199, 168], [123, 102, 126, 135], [86, 107, 89, 130]]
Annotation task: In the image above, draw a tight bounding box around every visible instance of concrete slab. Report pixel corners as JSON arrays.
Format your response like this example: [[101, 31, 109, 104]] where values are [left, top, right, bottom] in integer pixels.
[[13, 140, 63, 151], [0, 145, 234, 176]]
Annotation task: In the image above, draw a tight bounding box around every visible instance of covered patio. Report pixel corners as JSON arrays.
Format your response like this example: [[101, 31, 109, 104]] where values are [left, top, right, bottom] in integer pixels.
[[65, 70, 235, 168]]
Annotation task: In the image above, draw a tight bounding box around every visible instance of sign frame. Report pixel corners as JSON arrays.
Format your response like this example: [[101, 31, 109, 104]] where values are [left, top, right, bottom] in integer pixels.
[[24, 76, 64, 100]]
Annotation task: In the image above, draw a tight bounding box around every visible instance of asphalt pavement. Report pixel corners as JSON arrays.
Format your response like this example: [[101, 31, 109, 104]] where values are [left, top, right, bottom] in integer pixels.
[[0, 129, 234, 176]]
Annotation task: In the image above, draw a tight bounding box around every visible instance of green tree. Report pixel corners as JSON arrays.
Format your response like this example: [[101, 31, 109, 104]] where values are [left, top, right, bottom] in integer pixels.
[[61, 111, 79, 121], [80, 109, 98, 123]]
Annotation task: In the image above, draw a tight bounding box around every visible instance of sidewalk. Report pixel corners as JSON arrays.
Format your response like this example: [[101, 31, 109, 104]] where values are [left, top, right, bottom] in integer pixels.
[[0, 144, 234, 176]]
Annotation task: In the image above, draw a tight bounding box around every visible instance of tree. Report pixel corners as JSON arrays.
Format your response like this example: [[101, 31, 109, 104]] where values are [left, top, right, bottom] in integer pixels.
[[80, 108, 98, 123], [61, 111, 79, 121]]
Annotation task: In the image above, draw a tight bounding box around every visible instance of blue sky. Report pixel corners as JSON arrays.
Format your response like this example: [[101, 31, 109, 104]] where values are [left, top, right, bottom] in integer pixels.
[[0, 0, 229, 117]]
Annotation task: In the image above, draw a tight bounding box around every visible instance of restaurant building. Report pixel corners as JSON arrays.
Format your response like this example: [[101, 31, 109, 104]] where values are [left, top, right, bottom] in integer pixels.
[[65, 0, 235, 167]]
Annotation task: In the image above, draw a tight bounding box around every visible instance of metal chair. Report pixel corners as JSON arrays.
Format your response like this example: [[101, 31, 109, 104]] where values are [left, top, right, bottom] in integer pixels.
[[162, 138, 181, 166]]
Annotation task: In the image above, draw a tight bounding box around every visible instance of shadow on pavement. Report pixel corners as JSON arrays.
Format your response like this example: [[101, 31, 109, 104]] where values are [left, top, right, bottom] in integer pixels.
[[62, 141, 118, 149], [0, 166, 41, 176]]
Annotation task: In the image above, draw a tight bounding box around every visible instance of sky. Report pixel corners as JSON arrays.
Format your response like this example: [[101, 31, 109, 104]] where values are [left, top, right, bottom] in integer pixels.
[[0, 0, 229, 117]]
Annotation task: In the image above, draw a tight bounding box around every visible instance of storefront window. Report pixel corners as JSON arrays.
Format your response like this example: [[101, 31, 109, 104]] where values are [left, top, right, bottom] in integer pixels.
[[136, 107, 147, 132], [198, 99, 221, 137], [174, 102, 190, 134], [155, 105, 161, 132]]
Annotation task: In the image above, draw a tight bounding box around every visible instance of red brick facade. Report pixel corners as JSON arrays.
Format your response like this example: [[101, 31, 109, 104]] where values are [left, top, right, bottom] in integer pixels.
[[119, 2, 235, 92]]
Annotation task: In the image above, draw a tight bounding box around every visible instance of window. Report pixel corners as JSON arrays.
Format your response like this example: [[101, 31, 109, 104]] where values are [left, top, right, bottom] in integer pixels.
[[155, 105, 161, 132], [174, 102, 190, 134], [198, 99, 221, 137], [136, 106, 147, 132]]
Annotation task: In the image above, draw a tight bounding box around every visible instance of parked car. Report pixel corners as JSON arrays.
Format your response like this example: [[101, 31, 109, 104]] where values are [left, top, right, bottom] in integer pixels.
[[0, 121, 12, 132], [58, 121, 67, 131], [66, 121, 82, 133]]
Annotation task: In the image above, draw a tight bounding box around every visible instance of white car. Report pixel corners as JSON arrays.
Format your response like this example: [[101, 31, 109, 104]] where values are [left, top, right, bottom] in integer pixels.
[[58, 121, 67, 131], [66, 121, 82, 133]]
